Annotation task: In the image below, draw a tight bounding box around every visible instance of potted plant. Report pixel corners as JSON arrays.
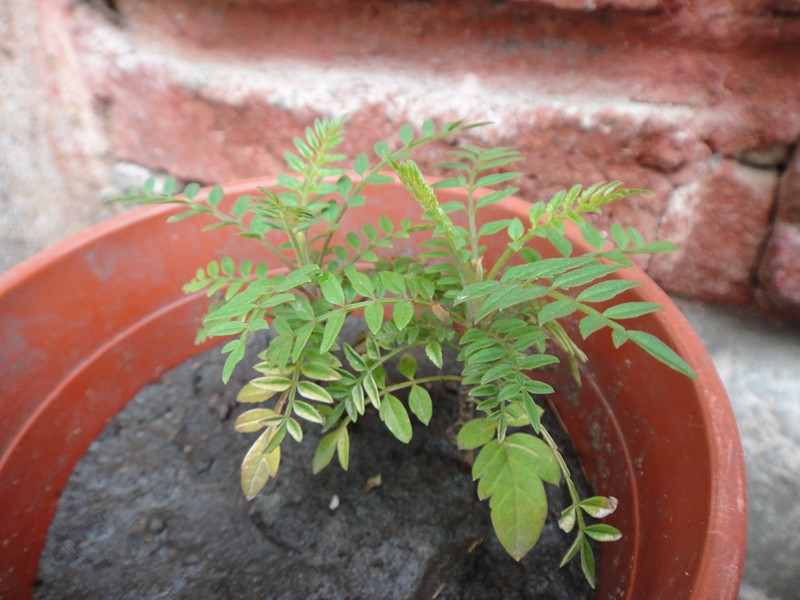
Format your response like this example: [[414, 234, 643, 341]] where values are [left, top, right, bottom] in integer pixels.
[[0, 118, 746, 599]]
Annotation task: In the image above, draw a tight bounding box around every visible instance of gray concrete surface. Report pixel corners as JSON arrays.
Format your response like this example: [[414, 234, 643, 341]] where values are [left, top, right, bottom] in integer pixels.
[[675, 298, 800, 600]]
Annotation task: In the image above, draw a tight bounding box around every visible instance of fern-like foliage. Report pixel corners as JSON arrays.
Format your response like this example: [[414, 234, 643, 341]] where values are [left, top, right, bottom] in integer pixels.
[[109, 117, 694, 589]]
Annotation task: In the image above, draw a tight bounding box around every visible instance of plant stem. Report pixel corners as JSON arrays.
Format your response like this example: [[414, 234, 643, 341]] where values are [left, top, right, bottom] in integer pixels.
[[383, 375, 462, 394]]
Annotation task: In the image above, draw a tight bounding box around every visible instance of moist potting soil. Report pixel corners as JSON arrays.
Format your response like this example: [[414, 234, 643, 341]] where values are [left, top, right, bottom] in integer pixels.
[[35, 333, 596, 600]]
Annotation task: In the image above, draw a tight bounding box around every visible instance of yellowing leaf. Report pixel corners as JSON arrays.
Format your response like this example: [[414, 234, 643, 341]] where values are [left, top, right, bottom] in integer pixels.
[[472, 433, 561, 560], [297, 380, 334, 404], [241, 430, 281, 500], [237, 381, 279, 404], [234, 408, 278, 432]]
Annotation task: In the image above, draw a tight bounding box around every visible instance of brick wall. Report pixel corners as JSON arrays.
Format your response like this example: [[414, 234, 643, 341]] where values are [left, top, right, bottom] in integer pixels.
[[2, 0, 799, 317]]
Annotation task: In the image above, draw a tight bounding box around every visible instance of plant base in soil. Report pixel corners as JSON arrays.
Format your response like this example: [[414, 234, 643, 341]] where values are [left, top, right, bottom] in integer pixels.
[[35, 335, 596, 600]]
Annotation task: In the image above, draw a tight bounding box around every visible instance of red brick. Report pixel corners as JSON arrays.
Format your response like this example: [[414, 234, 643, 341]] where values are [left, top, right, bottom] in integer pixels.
[[757, 148, 800, 317], [758, 224, 800, 317], [532, 0, 672, 10], [650, 159, 778, 303], [59, 0, 800, 313]]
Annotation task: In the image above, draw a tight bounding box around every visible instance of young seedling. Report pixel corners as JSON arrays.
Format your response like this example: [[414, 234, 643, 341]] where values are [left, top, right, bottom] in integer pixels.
[[114, 117, 695, 588]]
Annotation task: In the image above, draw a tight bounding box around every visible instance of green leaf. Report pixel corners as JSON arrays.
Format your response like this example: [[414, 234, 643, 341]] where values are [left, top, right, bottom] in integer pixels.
[[318, 272, 345, 305], [364, 301, 384, 334], [204, 320, 248, 337], [545, 228, 573, 257], [610, 223, 630, 249], [365, 173, 394, 185], [502, 256, 592, 283], [345, 265, 375, 297], [425, 341, 443, 369], [432, 178, 466, 189], [321, 310, 346, 353], [476, 172, 522, 187], [476, 188, 518, 209], [467, 346, 506, 364], [297, 380, 334, 404], [581, 537, 596, 589], [312, 430, 338, 474], [379, 271, 406, 295], [207, 185, 224, 207], [346, 231, 362, 250], [551, 263, 622, 290], [291, 321, 315, 363], [379, 393, 413, 443], [517, 354, 559, 370], [379, 215, 394, 234], [393, 299, 414, 330], [603, 302, 663, 320], [612, 328, 629, 348], [628, 226, 645, 247], [222, 340, 246, 384], [454, 280, 500, 305], [580, 222, 605, 250], [241, 430, 281, 500], [472, 434, 559, 560], [478, 219, 512, 237], [259, 292, 296, 309], [399, 123, 414, 145], [398, 354, 417, 379], [577, 280, 641, 303], [343, 343, 367, 371], [584, 524, 623, 542], [362, 372, 381, 408], [578, 314, 607, 340], [182, 182, 201, 199], [353, 152, 370, 176], [626, 330, 697, 378], [507, 217, 524, 241], [480, 361, 514, 384], [286, 417, 303, 443], [537, 299, 577, 325], [300, 361, 342, 381], [350, 381, 366, 416], [336, 427, 350, 471], [560, 533, 583, 568], [457, 418, 496, 450], [475, 285, 547, 322], [409, 385, 432, 425]]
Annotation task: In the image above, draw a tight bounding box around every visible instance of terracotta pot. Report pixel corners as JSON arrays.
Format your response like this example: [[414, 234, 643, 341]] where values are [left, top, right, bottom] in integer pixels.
[[0, 179, 746, 599]]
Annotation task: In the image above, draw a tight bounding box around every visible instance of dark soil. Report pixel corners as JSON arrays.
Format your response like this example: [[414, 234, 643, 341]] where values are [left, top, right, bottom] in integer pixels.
[[35, 331, 596, 600]]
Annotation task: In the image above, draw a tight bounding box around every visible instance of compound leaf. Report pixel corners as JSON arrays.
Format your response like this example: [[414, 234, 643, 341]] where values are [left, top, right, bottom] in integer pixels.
[[472, 434, 558, 560]]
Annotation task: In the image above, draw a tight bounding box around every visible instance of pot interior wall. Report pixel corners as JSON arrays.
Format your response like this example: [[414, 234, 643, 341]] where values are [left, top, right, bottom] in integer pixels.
[[0, 180, 745, 599]]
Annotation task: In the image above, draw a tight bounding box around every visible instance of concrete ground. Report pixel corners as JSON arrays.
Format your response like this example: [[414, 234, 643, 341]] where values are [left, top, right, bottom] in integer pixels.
[[675, 298, 800, 600]]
